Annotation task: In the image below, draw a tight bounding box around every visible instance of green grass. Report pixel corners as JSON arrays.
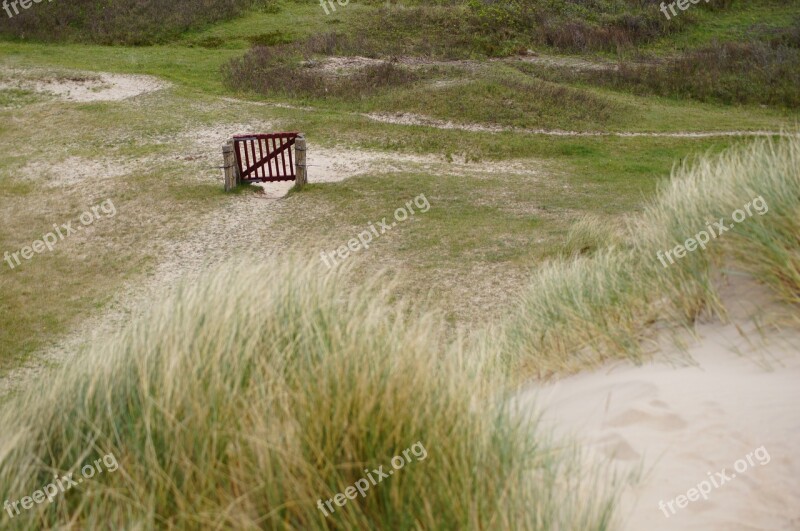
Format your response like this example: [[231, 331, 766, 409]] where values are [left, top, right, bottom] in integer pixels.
[[644, 0, 799, 53], [0, 88, 46, 108], [179, 2, 371, 49]]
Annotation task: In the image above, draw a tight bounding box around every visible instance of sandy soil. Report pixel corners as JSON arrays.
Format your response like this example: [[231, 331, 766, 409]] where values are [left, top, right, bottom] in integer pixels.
[[363, 112, 786, 138], [517, 275, 800, 531], [17, 156, 141, 189], [301, 53, 614, 75], [503, 52, 619, 72], [0, 68, 168, 102]]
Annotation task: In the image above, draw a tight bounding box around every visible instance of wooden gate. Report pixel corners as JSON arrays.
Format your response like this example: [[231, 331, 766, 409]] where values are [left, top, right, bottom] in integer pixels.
[[233, 132, 300, 183]]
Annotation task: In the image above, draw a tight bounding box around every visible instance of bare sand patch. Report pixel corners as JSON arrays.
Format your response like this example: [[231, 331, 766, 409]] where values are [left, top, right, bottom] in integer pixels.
[[17, 156, 140, 189], [0, 68, 168, 103], [503, 51, 619, 72], [517, 275, 800, 531]]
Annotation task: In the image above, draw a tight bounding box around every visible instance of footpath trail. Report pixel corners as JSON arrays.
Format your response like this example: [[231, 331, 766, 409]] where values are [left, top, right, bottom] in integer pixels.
[[361, 112, 788, 138]]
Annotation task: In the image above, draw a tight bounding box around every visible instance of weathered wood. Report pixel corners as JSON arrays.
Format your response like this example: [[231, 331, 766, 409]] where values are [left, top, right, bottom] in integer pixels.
[[223, 141, 236, 192], [294, 134, 307, 190]]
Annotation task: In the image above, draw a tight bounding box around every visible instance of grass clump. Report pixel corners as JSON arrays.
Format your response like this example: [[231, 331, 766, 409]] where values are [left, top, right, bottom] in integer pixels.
[[0, 259, 619, 529], [504, 134, 800, 377], [559, 214, 622, 258]]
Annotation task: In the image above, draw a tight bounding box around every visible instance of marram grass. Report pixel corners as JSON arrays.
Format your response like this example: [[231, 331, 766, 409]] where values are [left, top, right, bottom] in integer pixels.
[[503, 134, 800, 377], [0, 259, 618, 529]]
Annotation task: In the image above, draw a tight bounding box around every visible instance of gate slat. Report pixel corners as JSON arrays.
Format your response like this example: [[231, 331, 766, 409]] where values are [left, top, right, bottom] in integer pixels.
[[256, 137, 265, 180], [287, 136, 294, 175], [269, 137, 277, 180], [270, 137, 276, 179], [242, 140, 251, 179], [266, 137, 273, 179], [249, 140, 258, 180], [279, 136, 288, 177], [272, 136, 286, 177]]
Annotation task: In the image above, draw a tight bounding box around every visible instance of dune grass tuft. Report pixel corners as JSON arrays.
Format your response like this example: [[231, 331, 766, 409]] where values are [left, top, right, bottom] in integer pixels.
[[0, 260, 618, 529], [504, 134, 800, 377]]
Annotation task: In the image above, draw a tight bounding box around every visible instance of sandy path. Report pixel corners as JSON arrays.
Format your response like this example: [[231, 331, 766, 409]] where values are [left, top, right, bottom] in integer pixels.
[[516, 276, 800, 530], [0, 193, 290, 397], [221, 98, 785, 139], [363, 112, 787, 138], [304, 53, 618, 75]]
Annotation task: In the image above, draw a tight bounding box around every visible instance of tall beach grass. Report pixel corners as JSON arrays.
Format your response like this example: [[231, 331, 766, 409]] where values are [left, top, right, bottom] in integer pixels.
[[504, 134, 800, 376], [0, 260, 618, 529]]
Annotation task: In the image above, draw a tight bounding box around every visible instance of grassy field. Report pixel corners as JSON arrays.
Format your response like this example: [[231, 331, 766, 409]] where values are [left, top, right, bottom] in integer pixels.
[[1, 0, 798, 369], [0, 0, 798, 527]]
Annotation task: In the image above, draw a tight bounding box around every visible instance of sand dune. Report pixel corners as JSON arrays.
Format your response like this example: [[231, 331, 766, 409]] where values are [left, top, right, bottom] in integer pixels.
[[518, 275, 800, 530]]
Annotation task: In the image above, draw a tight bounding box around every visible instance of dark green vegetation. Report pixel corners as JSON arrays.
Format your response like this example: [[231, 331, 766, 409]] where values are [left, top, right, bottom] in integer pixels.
[[223, 0, 800, 115], [527, 18, 800, 107], [0, 0, 280, 44]]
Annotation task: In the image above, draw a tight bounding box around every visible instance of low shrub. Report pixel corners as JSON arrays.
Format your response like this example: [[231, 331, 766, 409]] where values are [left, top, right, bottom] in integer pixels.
[[610, 40, 800, 107], [519, 22, 800, 109], [223, 42, 425, 100], [0, 0, 259, 45]]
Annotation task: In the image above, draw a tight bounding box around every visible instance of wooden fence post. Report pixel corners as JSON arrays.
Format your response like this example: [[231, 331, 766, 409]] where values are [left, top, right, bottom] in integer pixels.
[[223, 140, 236, 192], [294, 134, 307, 190]]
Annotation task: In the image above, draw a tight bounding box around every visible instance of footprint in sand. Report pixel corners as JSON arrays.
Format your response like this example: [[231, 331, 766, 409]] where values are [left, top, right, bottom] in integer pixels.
[[603, 408, 688, 431], [594, 432, 641, 461]]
